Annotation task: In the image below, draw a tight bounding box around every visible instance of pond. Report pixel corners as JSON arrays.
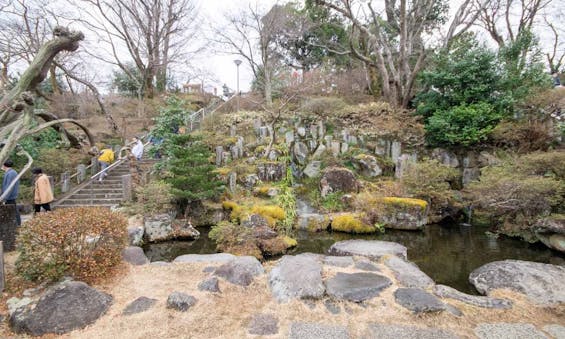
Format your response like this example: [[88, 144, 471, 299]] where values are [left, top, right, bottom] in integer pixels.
[[143, 223, 564, 294]]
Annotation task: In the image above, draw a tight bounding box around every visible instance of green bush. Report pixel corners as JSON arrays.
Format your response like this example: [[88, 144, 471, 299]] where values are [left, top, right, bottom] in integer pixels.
[[401, 159, 459, 200], [134, 180, 175, 215], [16, 207, 127, 284]]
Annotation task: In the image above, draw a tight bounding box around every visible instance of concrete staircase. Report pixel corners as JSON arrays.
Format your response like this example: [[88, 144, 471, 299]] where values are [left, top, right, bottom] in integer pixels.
[[54, 161, 131, 208]]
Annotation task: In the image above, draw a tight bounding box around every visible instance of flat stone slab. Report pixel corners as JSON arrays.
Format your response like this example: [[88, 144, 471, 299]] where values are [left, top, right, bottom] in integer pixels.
[[122, 297, 157, 315], [323, 256, 354, 268], [469, 260, 565, 305], [474, 323, 548, 339], [364, 324, 460, 339], [289, 322, 349, 339], [433, 285, 512, 309], [269, 254, 325, 303], [173, 253, 236, 263], [354, 259, 380, 272], [394, 288, 446, 313], [325, 272, 392, 302], [122, 246, 149, 265], [328, 240, 407, 260], [213, 256, 264, 287], [543, 324, 565, 339], [384, 256, 434, 289], [166, 292, 196, 312], [247, 313, 278, 335]]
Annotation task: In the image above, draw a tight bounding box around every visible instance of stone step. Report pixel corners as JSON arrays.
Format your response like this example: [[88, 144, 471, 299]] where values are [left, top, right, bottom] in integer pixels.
[[58, 198, 123, 205], [67, 193, 124, 199], [56, 204, 115, 209]]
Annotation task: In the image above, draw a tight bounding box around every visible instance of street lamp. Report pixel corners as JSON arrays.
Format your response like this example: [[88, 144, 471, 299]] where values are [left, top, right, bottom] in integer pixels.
[[234, 59, 242, 112]]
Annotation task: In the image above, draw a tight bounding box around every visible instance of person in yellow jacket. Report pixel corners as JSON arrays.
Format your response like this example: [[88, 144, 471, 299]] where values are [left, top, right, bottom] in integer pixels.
[[98, 145, 115, 182], [32, 168, 54, 213]]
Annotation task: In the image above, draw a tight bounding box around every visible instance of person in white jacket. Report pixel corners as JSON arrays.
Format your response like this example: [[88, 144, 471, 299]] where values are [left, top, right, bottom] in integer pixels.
[[131, 136, 144, 160]]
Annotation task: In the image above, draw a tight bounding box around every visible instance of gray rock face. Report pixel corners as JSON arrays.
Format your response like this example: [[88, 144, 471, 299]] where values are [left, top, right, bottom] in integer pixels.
[[433, 285, 512, 309], [127, 225, 144, 246], [352, 154, 383, 177], [289, 322, 349, 339], [364, 324, 460, 339], [173, 253, 236, 263], [354, 259, 380, 272], [172, 219, 200, 239], [122, 246, 149, 265], [257, 162, 286, 182], [324, 300, 341, 314], [248, 313, 279, 335], [143, 213, 173, 242], [166, 292, 196, 312], [269, 254, 325, 303], [325, 272, 392, 302], [296, 213, 329, 231], [323, 256, 354, 268], [535, 216, 565, 253], [474, 323, 548, 339], [469, 260, 565, 305], [293, 142, 309, 165], [543, 324, 565, 339], [9, 281, 112, 336], [214, 256, 265, 286], [122, 297, 157, 315], [198, 277, 220, 293], [394, 288, 446, 313], [304, 161, 322, 178], [328, 240, 407, 260], [320, 167, 359, 197], [384, 256, 434, 289]]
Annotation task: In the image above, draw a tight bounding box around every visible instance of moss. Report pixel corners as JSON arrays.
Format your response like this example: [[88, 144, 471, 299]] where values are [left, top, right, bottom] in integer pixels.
[[305, 215, 330, 232], [250, 205, 285, 226], [283, 236, 298, 248], [331, 213, 376, 234], [254, 185, 272, 197], [214, 167, 232, 176], [222, 201, 246, 222], [380, 197, 428, 212]]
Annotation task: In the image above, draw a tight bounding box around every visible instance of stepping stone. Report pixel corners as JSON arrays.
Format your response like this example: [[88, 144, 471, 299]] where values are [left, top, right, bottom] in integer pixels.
[[173, 253, 235, 263], [474, 323, 548, 339], [198, 277, 220, 293], [326, 272, 392, 302], [328, 240, 407, 260], [323, 256, 354, 268], [122, 297, 157, 316], [543, 324, 565, 339], [433, 285, 512, 309], [122, 246, 149, 265], [324, 300, 341, 314], [202, 266, 216, 273], [248, 313, 278, 335], [364, 324, 460, 339], [354, 259, 380, 272], [214, 256, 264, 287], [289, 322, 349, 339], [166, 292, 196, 312], [270, 254, 324, 303], [150, 261, 170, 266], [394, 288, 445, 313], [384, 256, 434, 289]]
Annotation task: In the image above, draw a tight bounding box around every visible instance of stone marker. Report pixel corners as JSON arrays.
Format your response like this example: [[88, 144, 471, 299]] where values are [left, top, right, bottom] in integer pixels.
[[122, 297, 157, 316]]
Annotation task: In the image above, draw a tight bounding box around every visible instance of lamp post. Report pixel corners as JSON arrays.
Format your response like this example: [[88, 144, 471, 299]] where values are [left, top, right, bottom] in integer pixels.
[[234, 59, 242, 112]]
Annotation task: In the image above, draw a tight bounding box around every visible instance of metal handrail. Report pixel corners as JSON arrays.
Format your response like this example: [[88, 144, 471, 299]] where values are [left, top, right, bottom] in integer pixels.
[[187, 94, 237, 132]]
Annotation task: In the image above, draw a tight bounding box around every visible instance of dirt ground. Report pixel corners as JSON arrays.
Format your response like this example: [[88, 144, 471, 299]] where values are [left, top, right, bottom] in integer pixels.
[[1, 254, 562, 339]]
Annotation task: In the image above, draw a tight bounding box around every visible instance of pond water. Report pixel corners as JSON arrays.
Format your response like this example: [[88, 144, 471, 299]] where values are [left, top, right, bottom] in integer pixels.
[[143, 223, 564, 294]]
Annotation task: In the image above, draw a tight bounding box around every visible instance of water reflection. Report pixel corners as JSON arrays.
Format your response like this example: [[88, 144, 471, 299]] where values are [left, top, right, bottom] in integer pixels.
[[143, 224, 564, 294]]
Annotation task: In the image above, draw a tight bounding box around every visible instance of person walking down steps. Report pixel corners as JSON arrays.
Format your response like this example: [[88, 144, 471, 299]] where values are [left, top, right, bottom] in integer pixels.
[[131, 136, 144, 160], [98, 145, 115, 183], [1, 159, 21, 225], [32, 168, 54, 213]]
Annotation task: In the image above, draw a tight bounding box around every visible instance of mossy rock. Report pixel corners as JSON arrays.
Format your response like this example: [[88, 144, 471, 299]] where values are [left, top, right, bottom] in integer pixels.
[[377, 197, 428, 230], [258, 235, 297, 256], [331, 213, 376, 234]]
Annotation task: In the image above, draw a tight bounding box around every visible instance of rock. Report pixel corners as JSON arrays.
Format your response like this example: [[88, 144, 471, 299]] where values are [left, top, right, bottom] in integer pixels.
[[166, 292, 196, 312], [330, 141, 341, 156], [242, 213, 269, 228], [323, 256, 354, 268], [9, 281, 112, 336], [319, 167, 359, 198], [304, 161, 322, 178], [244, 174, 260, 189], [445, 304, 463, 317], [269, 254, 325, 302], [143, 213, 173, 242], [173, 253, 236, 263], [469, 260, 565, 305], [248, 313, 279, 335], [377, 197, 428, 230], [127, 226, 144, 246], [474, 323, 548, 339], [297, 126, 307, 137], [543, 324, 565, 339], [150, 261, 171, 266], [462, 168, 481, 186], [293, 142, 309, 165], [391, 141, 402, 161], [433, 285, 512, 309], [252, 225, 278, 240], [296, 213, 330, 232], [122, 297, 157, 315], [363, 324, 459, 339], [122, 246, 149, 265], [214, 256, 265, 286], [312, 144, 327, 159], [354, 258, 380, 272], [198, 277, 220, 293], [324, 300, 341, 314], [257, 162, 286, 182], [340, 142, 348, 154], [170, 219, 200, 239], [352, 154, 383, 177], [7, 297, 32, 315], [289, 322, 349, 339], [185, 200, 226, 227], [394, 288, 446, 313], [395, 153, 416, 179], [535, 215, 565, 252], [325, 272, 392, 302], [285, 131, 295, 144], [384, 256, 434, 289], [328, 240, 407, 260], [431, 148, 459, 168]]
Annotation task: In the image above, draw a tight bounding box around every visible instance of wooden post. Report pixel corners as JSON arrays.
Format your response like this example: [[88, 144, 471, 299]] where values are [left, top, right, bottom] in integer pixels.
[[0, 241, 4, 292]]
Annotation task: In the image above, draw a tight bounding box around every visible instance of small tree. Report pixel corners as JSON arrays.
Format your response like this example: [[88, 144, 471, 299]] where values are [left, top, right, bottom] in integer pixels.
[[160, 134, 224, 217]]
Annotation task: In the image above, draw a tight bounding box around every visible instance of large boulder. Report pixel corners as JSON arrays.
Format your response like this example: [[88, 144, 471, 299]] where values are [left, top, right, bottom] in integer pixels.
[[377, 197, 428, 230], [143, 213, 174, 242], [292, 142, 309, 165], [9, 281, 112, 336], [328, 240, 407, 260], [214, 256, 265, 286], [185, 200, 227, 227], [127, 215, 144, 246], [534, 215, 565, 253], [469, 260, 565, 305], [269, 254, 325, 302], [122, 246, 149, 265], [171, 219, 200, 239], [351, 154, 383, 177], [319, 167, 359, 197]]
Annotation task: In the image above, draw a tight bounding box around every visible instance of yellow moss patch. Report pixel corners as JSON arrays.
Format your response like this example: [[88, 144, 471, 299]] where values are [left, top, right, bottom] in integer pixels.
[[222, 201, 246, 221], [214, 167, 232, 176], [331, 213, 376, 234], [251, 205, 285, 226], [253, 185, 272, 196], [283, 236, 298, 248], [380, 197, 428, 212]]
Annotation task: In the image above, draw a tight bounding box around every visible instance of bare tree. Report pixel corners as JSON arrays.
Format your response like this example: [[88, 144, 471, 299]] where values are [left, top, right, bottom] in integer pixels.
[[74, 0, 201, 99], [543, 12, 564, 73], [315, 0, 487, 108]]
